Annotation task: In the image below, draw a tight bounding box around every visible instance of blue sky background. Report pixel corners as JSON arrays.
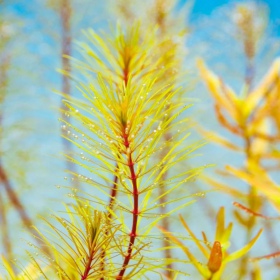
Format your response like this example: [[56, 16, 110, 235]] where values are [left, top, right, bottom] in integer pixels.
[[189, 0, 280, 22]]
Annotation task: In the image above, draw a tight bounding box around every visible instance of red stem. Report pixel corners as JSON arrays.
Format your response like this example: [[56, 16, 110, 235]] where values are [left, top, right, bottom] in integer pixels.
[[100, 44, 131, 279], [108, 166, 119, 220], [116, 134, 139, 279], [0, 191, 12, 260], [81, 248, 95, 280], [123, 68, 129, 87]]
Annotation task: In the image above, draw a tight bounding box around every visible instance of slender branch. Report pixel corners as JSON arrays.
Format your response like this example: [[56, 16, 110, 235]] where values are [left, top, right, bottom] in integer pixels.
[[0, 191, 12, 260], [0, 53, 12, 261], [0, 163, 51, 255], [108, 164, 119, 220], [99, 163, 119, 280], [159, 130, 174, 278], [81, 248, 96, 280], [237, 111, 259, 279]]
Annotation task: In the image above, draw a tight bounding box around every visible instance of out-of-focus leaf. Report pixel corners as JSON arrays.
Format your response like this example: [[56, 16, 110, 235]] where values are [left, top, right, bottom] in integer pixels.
[[179, 215, 209, 258], [215, 207, 232, 250], [197, 58, 238, 120], [1, 257, 16, 279], [204, 176, 246, 199], [226, 165, 280, 212], [215, 207, 225, 241], [225, 229, 263, 263], [246, 58, 280, 113], [158, 226, 211, 278], [250, 118, 270, 160], [198, 128, 241, 151]]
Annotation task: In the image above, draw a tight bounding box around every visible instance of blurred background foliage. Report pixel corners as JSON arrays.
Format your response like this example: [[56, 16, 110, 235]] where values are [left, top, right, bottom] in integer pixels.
[[1, 0, 280, 279]]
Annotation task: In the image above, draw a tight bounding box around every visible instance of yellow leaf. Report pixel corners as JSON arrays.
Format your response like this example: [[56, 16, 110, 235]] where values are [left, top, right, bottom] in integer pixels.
[[250, 118, 270, 159], [246, 58, 280, 113], [1, 257, 16, 279], [215, 207, 225, 242], [226, 165, 280, 212], [197, 58, 238, 120], [215, 207, 233, 249], [204, 176, 247, 199], [179, 215, 209, 258], [224, 229, 263, 263], [198, 127, 241, 151], [158, 226, 211, 278]]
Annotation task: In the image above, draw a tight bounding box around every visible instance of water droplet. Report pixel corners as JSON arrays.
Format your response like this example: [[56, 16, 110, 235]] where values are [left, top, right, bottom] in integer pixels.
[[195, 192, 205, 197]]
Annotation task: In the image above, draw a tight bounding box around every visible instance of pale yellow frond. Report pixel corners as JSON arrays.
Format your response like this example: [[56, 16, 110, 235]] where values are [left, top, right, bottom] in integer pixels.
[[247, 58, 280, 112], [197, 58, 238, 120]]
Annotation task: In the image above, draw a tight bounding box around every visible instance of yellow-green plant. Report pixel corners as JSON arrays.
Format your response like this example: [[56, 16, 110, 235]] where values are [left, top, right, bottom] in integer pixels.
[[113, 1, 191, 278], [196, 3, 280, 278], [112, 0, 191, 278], [0, 22, 209, 279]]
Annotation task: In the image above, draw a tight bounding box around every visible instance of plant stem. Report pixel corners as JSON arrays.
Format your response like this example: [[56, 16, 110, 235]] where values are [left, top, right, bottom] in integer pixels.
[[81, 248, 96, 280], [159, 130, 174, 278], [99, 163, 119, 280], [0, 53, 12, 261], [108, 164, 119, 220], [0, 192, 12, 260], [60, 0, 80, 189], [0, 163, 51, 256], [116, 134, 139, 279], [238, 133, 258, 279]]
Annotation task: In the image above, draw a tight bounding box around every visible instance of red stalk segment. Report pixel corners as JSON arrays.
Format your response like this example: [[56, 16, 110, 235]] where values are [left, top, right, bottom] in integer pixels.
[[117, 133, 139, 279], [81, 248, 96, 280], [108, 166, 119, 220]]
